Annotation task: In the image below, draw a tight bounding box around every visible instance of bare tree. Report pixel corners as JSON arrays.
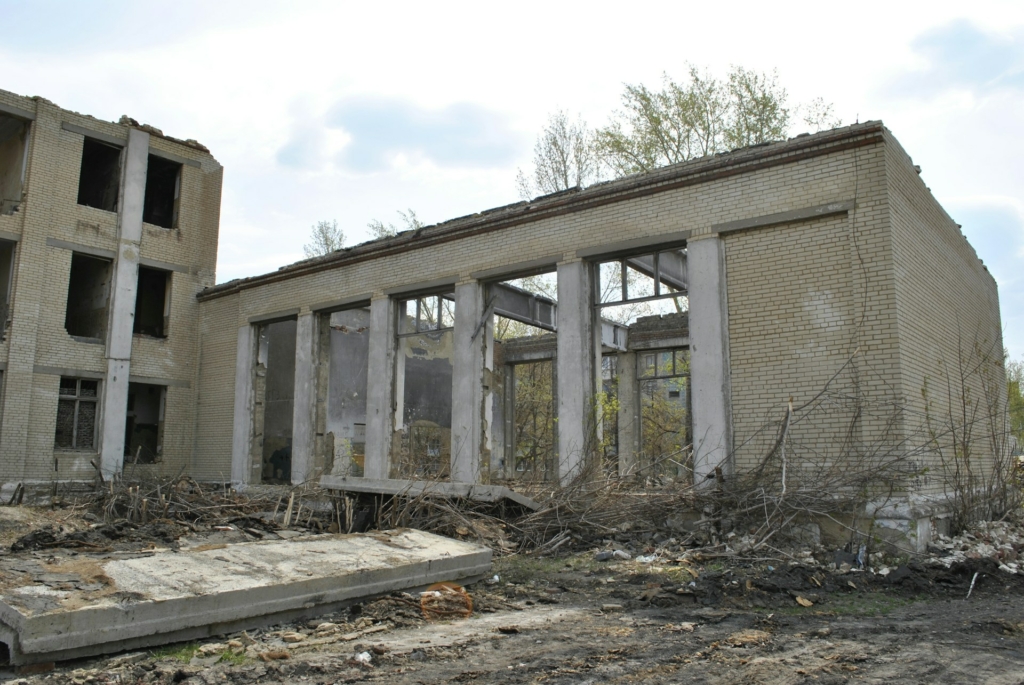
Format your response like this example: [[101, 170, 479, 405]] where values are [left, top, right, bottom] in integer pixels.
[[799, 96, 843, 133], [368, 208, 424, 239], [517, 111, 599, 200], [303, 219, 345, 258]]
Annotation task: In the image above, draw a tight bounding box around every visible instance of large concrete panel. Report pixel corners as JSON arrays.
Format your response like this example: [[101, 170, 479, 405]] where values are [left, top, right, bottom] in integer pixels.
[[0, 529, 490, 665]]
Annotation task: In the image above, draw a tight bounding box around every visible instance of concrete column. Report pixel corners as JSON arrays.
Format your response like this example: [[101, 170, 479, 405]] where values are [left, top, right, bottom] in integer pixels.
[[617, 351, 639, 477], [556, 260, 599, 484], [688, 235, 732, 484], [230, 325, 255, 487], [290, 312, 316, 484], [99, 128, 149, 480], [364, 296, 396, 480], [451, 280, 489, 483]]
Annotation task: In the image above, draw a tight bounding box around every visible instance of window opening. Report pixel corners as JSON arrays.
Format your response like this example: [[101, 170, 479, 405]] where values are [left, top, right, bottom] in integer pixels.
[[393, 292, 455, 479], [65, 253, 112, 339], [256, 319, 296, 484], [637, 348, 692, 481], [595, 248, 688, 326], [0, 239, 15, 336], [134, 266, 170, 338], [142, 154, 181, 228], [77, 138, 121, 212], [490, 271, 558, 482], [324, 308, 370, 477], [55, 377, 99, 450], [600, 354, 619, 466], [0, 114, 29, 216], [124, 382, 165, 464]]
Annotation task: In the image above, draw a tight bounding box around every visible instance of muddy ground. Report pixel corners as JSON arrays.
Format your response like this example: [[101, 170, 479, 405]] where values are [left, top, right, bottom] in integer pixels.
[[1, 505, 1023, 684]]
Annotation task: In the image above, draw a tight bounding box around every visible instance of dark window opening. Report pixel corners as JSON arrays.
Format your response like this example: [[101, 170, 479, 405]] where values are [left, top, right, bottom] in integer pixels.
[[65, 253, 112, 339], [257, 319, 296, 484], [0, 640, 9, 666], [77, 138, 121, 212], [134, 266, 170, 337], [124, 382, 165, 463], [0, 240, 16, 337], [55, 377, 99, 450], [142, 155, 181, 228], [0, 113, 29, 216]]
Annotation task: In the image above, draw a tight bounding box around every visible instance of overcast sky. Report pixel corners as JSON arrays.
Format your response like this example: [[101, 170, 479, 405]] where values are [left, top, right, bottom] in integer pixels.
[[1, 0, 1022, 358]]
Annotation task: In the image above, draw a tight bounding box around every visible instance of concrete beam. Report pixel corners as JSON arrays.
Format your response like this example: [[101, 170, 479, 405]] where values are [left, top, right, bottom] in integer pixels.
[[451, 281, 489, 482], [231, 325, 255, 487], [687, 235, 732, 483], [320, 476, 539, 509], [0, 530, 491, 666], [290, 313, 316, 484], [364, 297, 397, 480], [555, 260, 599, 483], [99, 128, 149, 480]]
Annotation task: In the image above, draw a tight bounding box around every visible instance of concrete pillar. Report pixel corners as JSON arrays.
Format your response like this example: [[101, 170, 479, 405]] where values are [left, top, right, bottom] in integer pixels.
[[617, 351, 639, 477], [231, 325, 255, 487], [688, 234, 732, 483], [290, 312, 316, 484], [99, 128, 149, 480], [364, 296, 396, 480], [556, 260, 599, 484], [451, 280, 489, 483]]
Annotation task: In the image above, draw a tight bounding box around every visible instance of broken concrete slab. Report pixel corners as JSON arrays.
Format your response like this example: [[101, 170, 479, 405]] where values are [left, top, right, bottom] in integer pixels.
[[319, 476, 540, 510], [0, 529, 490, 666]]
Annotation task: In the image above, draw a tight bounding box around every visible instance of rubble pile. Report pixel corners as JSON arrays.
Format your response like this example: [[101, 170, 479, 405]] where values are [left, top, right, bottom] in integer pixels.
[[927, 519, 1024, 574]]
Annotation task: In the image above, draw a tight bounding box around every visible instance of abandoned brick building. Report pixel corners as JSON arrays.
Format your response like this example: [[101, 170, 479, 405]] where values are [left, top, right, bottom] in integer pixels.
[[0, 88, 1008, 546], [0, 89, 222, 487]]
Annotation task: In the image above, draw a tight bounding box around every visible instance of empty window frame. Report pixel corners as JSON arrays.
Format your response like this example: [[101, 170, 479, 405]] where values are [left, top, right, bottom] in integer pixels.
[[142, 155, 181, 229], [256, 319, 296, 484], [65, 253, 113, 339], [325, 308, 371, 477], [134, 266, 170, 337], [55, 378, 99, 450], [506, 360, 556, 479], [77, 138, 121, 212], [0, 114, 29, 216], [0, 240, 15, 335], [637, 349, 691, 479], [393, 292, 455, 479], [124, 382, 165, 464]]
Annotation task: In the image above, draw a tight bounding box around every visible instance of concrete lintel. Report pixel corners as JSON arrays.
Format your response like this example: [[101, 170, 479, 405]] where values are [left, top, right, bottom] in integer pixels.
[[383, 276, 457, 297], [148, 146, 202, 169], [45, 238, 115, 261], [247, 308, 300, 325], [127, 375, 190, 388], [0, 102, 35, 121], [629, 336, 690, 351], [138, 256, 189, 274], [576, 230, 691, 260], [0, 530, 491, 666], [470, 254, 562, 281], [61, 121, 126, 148], [310, 293, 373, 313], [712, 200, 855, 235], [320, 476, 540, 510], [0, 230, 21, 243], [33, 366, 104, 380]]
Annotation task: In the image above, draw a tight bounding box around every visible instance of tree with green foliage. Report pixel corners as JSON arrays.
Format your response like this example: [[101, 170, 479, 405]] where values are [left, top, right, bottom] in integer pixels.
[[302, 219, 344, 258]]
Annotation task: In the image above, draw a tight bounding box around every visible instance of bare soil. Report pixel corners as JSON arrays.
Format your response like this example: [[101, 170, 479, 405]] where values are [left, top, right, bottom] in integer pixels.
[[5, 542, 1024, 685]]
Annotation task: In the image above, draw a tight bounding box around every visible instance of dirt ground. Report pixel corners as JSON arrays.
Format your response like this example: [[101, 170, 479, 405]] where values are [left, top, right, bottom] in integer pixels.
[[2, 514, 1023, 685]]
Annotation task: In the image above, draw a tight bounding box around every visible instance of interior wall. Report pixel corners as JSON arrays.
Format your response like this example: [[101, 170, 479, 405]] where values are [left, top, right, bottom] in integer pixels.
[[257, 318, 296, 484], [325, 308, 370, 477]]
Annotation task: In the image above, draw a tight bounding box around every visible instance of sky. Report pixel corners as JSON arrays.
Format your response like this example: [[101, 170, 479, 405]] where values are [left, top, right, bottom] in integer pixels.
[[1, 0, 1022, 358]]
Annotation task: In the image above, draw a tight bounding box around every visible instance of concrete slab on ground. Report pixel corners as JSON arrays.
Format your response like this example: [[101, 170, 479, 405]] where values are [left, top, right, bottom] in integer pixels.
[[0, 529, 490, 665], [320, 476, 540, 510]]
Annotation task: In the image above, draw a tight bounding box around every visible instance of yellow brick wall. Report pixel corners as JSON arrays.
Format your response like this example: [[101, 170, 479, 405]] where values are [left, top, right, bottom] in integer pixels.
[[0, 89, 221, 484], [193, 292, 239, 481], [883, 132, 1007, 494]]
